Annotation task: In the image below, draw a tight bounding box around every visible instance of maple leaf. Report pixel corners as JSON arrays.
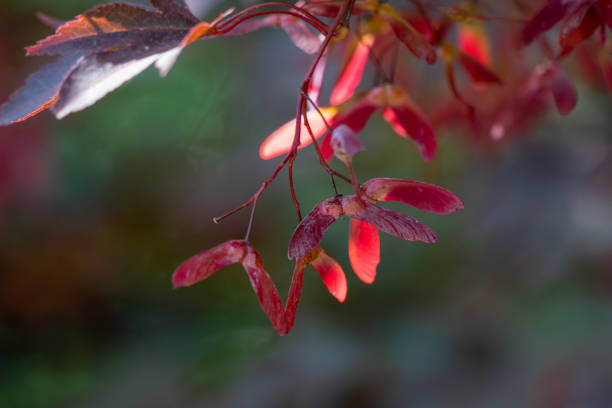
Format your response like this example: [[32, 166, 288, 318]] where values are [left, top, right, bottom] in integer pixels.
[[0, 0, 213, 125]]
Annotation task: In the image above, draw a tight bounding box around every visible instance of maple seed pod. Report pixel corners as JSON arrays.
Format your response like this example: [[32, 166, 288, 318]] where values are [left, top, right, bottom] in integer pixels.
[[331, 124, 366, 164]]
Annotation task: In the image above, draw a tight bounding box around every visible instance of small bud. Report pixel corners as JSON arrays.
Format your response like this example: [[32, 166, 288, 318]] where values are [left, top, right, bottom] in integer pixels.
[[331, 124, 365, 163]]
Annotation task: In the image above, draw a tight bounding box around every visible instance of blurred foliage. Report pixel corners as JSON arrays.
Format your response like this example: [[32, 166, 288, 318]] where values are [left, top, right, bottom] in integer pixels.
[[1, 1, 612, 407]]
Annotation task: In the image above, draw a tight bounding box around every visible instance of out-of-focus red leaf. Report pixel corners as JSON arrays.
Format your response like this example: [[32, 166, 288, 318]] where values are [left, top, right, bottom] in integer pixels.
[[310, 247, 347, 302], [0, 55, 82, 126], [341, 195, 437, 243], [382, 85, 437, 161], [595, 0, 612, 28], [388, 19, 437, 64], [458, 23, 491, 66], [26, 2, 196, 57], [522, 0, 573, 45], [362, 178, 465, 214], [241, 246, 287, 334], [330, 34, 373, 105], [457, 52, 503, 85], [348, 219, 380, 284], [560, 3, 602, 55], [259, 107, 337, 160], [547, 66, 578, 115], [172, 240, 247, 287], [288, 197, 343, 259], [372, 3, 437, 64]]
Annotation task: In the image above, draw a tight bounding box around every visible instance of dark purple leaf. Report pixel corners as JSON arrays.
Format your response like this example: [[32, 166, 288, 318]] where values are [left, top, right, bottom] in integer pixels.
[[0, 55, 82, 126]]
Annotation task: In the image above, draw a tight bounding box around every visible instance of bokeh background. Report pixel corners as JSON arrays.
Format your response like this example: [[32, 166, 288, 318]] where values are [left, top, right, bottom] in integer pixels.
[[1, 1, 612, 407]]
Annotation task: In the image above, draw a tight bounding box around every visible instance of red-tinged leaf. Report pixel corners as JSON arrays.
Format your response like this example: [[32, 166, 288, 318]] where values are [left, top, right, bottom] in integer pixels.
[[0, 55, 82, 126], [150, 0, 200, 24], [458, 23, 491, 66], [362, 178, 465, 214], [172, 240, 247, 287], [241, 246, 287, 334], [310, 247, 347, 302], [342, 195, 437, 243], [36, 12, 66, 29], [595, 0, 612, 28], [288, 197, 343, 259], [522, 0, 573, 45], [547, 66, 578, 115], [26, 2, 196, 57], [348, 219, 380, 284], [457, 53, 503, 85], [330, 34, 373, 105], [280, 16, 323, 55], [382, 86, 437, 161], [51, 42, 178, 119], [155, 21, 214, 77], [259, 107, 337, 160], [283, 261, 306, 334], [560, 3, 602, 55]]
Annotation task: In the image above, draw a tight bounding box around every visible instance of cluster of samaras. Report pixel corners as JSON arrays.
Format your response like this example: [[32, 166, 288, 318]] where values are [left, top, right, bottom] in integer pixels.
[[0, 0, 610, 334]]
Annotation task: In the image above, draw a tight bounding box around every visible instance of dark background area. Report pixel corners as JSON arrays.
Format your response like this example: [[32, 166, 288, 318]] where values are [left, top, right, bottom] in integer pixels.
[[1, 1, 611, 407]]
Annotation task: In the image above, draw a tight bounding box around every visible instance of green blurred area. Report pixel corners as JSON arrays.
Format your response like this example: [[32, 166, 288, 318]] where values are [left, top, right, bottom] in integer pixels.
[[1, 1, 612, 407]]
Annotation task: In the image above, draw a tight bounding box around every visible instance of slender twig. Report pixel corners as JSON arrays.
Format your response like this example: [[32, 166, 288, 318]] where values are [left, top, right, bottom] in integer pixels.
[[216, 10, 328, 35]]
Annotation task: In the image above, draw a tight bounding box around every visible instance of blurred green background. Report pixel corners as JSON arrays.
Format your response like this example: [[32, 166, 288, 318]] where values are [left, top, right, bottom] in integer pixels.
[[1, 1, 612, 407]]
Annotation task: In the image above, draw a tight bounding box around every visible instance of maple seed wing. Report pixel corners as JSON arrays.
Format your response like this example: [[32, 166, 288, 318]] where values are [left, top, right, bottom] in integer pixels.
[[547, 67, 578, 116], [259, 108, 337, 160], [0, 55, 82, 126], [241, 246, 287, 334], [288, 198, 343, 259], [362, 178, 465, 214], [172, 240, 247, 287], [284, 261, 306, 334], [348, 219, 380, 284], [457, 53, 503, 85], [310, 248, 348, 302], [330, 35, 372, 105], [280, 17, 323, 55], [382, 107, 437, 162], [350, 200, 437, 244]]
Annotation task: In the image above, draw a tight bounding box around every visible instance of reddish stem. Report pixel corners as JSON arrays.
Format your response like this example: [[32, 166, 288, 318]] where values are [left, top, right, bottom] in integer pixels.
[[216, 10, 328, 35], [216, 2, 326, 31]]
